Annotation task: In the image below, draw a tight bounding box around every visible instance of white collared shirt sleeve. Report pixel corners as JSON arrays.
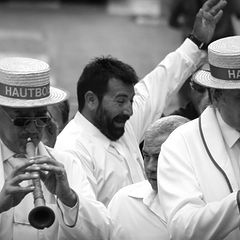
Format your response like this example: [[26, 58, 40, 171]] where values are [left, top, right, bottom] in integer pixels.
[[58, 193, 112, 240], [50, 149, 112, 240], [56, 195, 79, 227], [130, 38, 205, 143], [157, 127, 240, 240]]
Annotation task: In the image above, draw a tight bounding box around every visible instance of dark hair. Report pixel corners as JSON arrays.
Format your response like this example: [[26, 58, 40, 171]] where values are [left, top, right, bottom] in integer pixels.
[[77, 56, 138, 111]]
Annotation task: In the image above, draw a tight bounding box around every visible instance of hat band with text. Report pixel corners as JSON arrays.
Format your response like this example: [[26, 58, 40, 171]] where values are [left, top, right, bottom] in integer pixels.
[[210, 65, 240, 80], [0, 82, 50, 99]]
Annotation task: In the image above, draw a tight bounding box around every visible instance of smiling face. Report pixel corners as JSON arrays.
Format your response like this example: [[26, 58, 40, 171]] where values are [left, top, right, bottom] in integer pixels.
[[93, 78, 135, 141], [0, 106, 48, 154], [142, 132, 168, 192]]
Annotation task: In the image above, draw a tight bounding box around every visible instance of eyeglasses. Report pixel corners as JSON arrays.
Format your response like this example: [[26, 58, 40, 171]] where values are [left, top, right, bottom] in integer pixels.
[[1, 108, 51, 128]]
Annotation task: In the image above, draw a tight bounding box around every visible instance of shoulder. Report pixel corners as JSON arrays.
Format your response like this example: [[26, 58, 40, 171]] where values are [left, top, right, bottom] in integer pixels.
[[45, 146, 77, 165], [56, 123, 95, 156], [167, 118, 199, 141], [160, 118, 201, 157], [57, 117, 83, 140], [109, 181, 148, 206]]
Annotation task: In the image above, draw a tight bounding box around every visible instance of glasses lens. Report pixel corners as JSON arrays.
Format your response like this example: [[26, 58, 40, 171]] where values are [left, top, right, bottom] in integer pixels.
[[35, 117, 50, 127], [13, 118, 28, 127], [13, 117, 50, 127]]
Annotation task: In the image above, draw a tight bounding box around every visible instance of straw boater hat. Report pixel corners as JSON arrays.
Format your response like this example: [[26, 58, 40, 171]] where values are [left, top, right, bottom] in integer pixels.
[[0, 57, 68, 108], [193, 36, 240, 89]]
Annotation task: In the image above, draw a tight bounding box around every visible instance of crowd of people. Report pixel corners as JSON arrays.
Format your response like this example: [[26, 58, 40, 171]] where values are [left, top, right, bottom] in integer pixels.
[[2, 0, 240, 239]]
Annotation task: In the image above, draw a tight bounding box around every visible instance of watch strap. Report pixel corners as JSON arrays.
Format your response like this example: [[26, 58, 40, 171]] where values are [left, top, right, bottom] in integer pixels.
[[188, 34, 207, 50]]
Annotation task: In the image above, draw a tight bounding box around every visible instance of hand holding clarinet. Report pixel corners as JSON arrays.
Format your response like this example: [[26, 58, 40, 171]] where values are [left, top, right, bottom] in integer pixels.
[[0, 138, 77, 229], [0, 153, 37, 214]]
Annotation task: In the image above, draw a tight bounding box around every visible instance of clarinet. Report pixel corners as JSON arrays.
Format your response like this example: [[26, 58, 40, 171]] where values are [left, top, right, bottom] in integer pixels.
[[26, 138, 55, 229]]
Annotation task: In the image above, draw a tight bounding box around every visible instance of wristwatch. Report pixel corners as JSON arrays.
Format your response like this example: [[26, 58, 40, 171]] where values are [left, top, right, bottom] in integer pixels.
[[187, 34, 207, 50]]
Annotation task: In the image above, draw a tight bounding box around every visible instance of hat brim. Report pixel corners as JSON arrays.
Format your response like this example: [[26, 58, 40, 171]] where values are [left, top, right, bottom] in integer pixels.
[[0, 86, 68, 108], [193, 70, 240, 89]]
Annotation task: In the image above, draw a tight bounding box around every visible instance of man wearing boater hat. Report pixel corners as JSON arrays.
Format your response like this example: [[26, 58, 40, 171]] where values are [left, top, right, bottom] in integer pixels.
[[158, 35, 240, 239], [0, 57, 111, 240]]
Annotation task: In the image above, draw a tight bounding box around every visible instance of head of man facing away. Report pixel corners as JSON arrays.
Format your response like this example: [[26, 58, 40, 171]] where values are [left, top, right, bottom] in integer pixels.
[[142, 115, 189, 192]]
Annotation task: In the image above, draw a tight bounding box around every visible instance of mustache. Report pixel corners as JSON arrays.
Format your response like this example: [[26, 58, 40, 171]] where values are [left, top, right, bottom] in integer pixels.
[[22, 133, 41, 140], [114, 115, 130, 122]]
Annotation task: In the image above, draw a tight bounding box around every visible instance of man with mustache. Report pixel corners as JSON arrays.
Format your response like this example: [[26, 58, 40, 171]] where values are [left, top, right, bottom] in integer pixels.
[[108, 116, 189, 240], [55, 0, 227, 206]]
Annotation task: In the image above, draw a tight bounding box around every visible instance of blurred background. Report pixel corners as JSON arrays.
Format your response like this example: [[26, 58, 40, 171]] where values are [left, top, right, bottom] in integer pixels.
[[0, 0, 239, 118]]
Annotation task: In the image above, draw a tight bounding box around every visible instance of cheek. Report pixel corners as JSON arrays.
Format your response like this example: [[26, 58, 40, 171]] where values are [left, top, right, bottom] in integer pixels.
[[224, 103, 239, 117], [222, 107, 240, 128], [144, 162, 148, 171], [3, 125, 18, 139], [103, 98, 121, 113], [1, 127, 24, 150], [232, 110, 240, 124], [103, 106, 119, 120], [146, 160, 158, 172]]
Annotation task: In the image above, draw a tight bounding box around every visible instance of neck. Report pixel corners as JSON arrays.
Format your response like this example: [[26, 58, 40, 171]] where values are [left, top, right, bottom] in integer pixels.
[[80, 109, 95, 125]]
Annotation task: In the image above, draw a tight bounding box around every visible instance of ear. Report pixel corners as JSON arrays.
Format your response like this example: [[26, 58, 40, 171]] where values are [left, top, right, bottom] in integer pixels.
[[84, 91, 99, 110], [210, 89, 224, 108]]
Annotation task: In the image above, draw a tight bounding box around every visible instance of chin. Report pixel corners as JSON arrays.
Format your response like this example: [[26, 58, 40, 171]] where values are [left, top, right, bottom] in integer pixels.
[[150, 181, 158, 192], [112, 133, 124, 141], [108, 135, 121, 141], [107, 128, 125, 141]]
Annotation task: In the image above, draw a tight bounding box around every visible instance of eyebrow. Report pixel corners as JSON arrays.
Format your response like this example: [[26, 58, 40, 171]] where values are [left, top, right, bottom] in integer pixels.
[[115, 93, 129, 97], [115, 93, 135, 99]]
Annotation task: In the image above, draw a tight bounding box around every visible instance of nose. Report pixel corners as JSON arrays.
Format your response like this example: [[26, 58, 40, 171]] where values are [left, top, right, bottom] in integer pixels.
[[123, 101, 133, 117], [24, 120, 39, 133], [146, 156, 157, 172]]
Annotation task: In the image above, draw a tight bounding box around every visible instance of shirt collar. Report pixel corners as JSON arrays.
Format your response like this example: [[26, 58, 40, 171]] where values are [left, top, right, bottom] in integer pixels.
[[75, 111, 118, 149], [0, 139, 16, 162], [128, 180, 153, 199], [216, 109, 240, 148], [128, 180, 166, 220]]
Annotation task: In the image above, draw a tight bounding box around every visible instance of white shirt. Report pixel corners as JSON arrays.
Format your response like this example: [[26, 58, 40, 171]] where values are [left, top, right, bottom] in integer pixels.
[[108, 180, 169, 240], [157, 107, 240, 240], [0, 140, 112, 240], [55, 38, 204, 206], [216, 110, 240, 188]]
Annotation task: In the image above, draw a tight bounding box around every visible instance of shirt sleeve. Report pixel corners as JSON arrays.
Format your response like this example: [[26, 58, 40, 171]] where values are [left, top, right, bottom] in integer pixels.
[[53, 150, 112, 240], [57, 193, 79, 227], [157, 129, 240, 240], [130, 38, 206, 143]]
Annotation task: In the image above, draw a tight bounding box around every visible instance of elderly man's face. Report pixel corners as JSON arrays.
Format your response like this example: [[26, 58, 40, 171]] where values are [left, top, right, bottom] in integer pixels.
[[0, 106, 49, 154], [142, 133, 168, 192], [216, 89, 240, 131]]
